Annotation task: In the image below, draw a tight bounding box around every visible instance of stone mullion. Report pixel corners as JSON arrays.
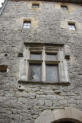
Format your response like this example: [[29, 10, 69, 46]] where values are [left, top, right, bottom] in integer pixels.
[[42, 46, 46, 82], [27, 47, 30, 81]]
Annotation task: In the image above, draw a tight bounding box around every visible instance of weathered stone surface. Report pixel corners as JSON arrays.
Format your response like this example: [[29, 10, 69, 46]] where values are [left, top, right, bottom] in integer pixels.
[[0, 1, 82, 123], [35, 107, 82, 123]]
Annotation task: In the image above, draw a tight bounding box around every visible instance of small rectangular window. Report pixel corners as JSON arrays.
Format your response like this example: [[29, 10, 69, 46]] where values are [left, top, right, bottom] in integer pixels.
[[0, 65, 8, 72], [30, 52, 41, 60], [61, 5, 68, 10], [32, 3, 39, 8], [23, 20, 31, 29], [29, 64, 41, 81], [46, 64, 58, 82], [68, 22, 76, 30]]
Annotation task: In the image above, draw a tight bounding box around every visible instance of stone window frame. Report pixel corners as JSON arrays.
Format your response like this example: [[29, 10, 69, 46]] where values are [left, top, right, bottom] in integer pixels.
[[18, 43, 69, 84], [32, 2, 40, 9], [23, 19, 31, 29], [61, 4, 68, 10], [31, 1, 41, 10], [68, 21, 76, 30]]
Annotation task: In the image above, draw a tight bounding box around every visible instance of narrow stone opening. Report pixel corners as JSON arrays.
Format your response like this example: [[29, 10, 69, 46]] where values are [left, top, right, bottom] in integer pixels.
[[23, 20, 31, 29], [61, 5, 68, 10], [32, 3, 39, 8], [0, 65, 8, 72], [68, 22, 76, 30]]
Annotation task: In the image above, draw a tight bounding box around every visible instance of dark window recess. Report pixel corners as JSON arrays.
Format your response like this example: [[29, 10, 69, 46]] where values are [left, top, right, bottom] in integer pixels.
[[68, 22, 76, 30], [30, 52, 41, 60], [46, 53, 57, 61], [4, 54, 8, 56], [46, 64, 58, 82], [32, 3, 39, 8], [18, 53, 23, 57], [23, 20, 31, 29], [29, 64, 41, 81], [53, 120, 76, 123], [65, 55, 70, 60], [0, 65, 8, 72], [61, 5, 68, 10]]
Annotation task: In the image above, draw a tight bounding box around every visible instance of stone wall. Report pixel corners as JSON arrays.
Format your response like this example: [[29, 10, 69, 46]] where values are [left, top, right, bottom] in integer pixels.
[[0, 1, 82, 123]]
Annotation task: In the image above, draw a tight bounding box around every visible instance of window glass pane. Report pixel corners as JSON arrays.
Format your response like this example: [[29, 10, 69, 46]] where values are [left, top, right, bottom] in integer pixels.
[[30, 53, 41, 60], [69, 25, 75, 30], [0, 65, 8, 72], [68, 23, 76, 30], [29, 64, 41, 81], [46, 53, 57, 61], [46, 64, 58, 82], [23, 21, 31, 29]]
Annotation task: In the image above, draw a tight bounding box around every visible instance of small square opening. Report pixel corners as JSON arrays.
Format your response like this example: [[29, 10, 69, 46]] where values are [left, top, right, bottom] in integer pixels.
[[0, 65, 8, 72], [32, 3, 39, 8], [61, 5, 68, 10], [68, 22, 76, 30], [23, 20, 31, 29]]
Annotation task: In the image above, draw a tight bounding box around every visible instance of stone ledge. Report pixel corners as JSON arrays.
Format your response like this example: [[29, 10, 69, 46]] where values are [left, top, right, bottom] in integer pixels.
[[24, 42, 64, 47], [18, 80, 70, 85]]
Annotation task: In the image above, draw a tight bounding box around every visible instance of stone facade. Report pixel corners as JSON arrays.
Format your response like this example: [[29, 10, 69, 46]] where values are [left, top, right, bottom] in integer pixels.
[[0, 0, 82, 123]]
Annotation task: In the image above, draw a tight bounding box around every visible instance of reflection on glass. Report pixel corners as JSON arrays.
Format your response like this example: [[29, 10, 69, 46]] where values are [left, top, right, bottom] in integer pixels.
[[29, 64, 41, 81], [46, 64, 58, 82]]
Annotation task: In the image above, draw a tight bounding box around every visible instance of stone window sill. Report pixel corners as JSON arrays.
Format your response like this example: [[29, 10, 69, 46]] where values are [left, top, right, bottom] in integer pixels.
[[18, 80, 70, 85]]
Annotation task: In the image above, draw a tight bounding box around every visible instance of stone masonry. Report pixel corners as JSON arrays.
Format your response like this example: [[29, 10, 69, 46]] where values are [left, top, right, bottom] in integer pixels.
[[0, 0, 82, 123]]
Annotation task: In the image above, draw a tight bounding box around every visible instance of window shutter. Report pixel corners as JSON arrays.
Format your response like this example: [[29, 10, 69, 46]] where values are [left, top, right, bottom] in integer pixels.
[[58, 50, 69, 83], [19, 58, 27, 81]]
